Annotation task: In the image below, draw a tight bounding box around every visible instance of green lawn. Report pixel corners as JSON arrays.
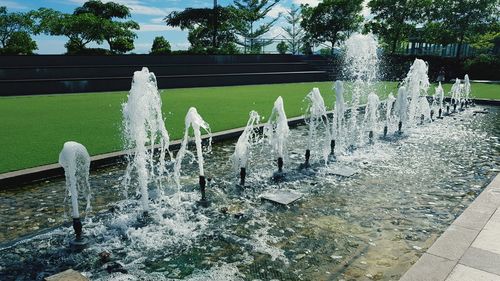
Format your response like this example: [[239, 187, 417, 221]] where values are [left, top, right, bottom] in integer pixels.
[[0, 81, 498, 173]]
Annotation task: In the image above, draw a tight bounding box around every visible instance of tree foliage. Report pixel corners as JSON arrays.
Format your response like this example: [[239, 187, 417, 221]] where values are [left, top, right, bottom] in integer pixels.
[[231, 0, 280, 53], [423, 0, 499, 58], [301, 0, 363, 52], [35, 0, 138, 54], [150, 36, 171, 54], [166, 7, 239, 54], [282, 5, 303, 54], [0, 6, 37, 54], [366, 0, 429, 54], [276, 41, 288, 54]]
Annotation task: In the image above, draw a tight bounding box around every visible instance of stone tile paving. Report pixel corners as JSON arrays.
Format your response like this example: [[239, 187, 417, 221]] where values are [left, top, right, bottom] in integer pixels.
[[400, 173, 500, 281]]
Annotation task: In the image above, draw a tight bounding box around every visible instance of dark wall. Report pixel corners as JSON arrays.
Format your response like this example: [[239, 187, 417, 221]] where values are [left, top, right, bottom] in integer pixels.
[[0, 55, 330, 96], [380, 54, 500, 82]]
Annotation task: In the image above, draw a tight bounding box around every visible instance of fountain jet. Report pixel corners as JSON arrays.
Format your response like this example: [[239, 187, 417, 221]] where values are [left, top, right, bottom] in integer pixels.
[[59, 141, 91, 249], [122, 67, 170, 214], [174, 107, 212, 207], [303, 88, 329, 167], [264, 97, 289, 180], [231, 111, 260, 186]]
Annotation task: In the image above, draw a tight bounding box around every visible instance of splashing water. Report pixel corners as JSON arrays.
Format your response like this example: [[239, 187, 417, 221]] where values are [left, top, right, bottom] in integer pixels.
[[364, 92, 380, 139], [122, 67, 170, 211], [385, 92, 396, 126], [394, 86, 408, 131], [342, 33, 380, 149], [304, 88, 330, 162], [231, 110, 261, 172], [59, 141, 91, 218], [174, 107, 212, 189], [450, 78, 462, 106], [418, 97, 431, 123], [464, 74, 471, 101], [332, 80, 346, 152], [264, 96, 290, 161], [401, 59, 430, 126], [435, 82, 445, 110], [343, 33, 379, 83]]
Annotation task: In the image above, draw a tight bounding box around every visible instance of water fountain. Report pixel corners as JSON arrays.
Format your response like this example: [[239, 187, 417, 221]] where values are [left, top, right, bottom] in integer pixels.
[[174, 107, 212, 207], [58, 141, 91, 248], [400, 59, 430, 127], [302, 88, 329, 167], [331, 80, 346, 156], [450, 78, 462, 112], [364, 92, 380, 143], [383, 93, 396, 137], [394, 86, 408, 133], [264, 96, 289, 180], [464, 74, 471, 107], [435, 82, 445, 118], [122, 67, 170, 214], [1, 34, 497, 281], [231, 110, 261, 186], [342, 33, 379, 150]]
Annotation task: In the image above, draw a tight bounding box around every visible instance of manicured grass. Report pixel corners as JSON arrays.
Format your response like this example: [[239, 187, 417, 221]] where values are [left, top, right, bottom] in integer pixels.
[[0, 81, 498, 173]]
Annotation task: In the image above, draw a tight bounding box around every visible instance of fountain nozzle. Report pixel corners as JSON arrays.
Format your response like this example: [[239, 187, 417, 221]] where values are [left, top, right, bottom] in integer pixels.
[[369, 131, 374, 143], [330, 139, 335, 156], [239, 167, 246, 186], [453, 103, 457, 112], [430, 110, 434, 121], [73, 217, 82, 240], [277, 157, 283, 173], [69, 217, 88, 250], [198, 175, 209, 207], [304, 149, 310, 167], [398, 121, 403, 134], [447, 105, 450, 115], [438, 108, 442, 118], [383, 126, 388, 137]]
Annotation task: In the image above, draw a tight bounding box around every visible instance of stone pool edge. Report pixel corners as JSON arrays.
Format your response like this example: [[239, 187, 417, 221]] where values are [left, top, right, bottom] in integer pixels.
[[399, 172, 500, 281]]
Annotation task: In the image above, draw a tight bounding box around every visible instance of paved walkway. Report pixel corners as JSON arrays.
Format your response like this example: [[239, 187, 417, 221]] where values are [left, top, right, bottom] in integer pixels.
[[400, 173, 500, 281]]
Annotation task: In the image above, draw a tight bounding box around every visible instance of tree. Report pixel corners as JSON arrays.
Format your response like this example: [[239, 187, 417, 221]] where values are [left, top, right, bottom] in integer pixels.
[[301, 0, 364, 54], [0, 6, 37, 54], [276, 41, 288, 54], [35, 0, 139, 54], [423, 0, 499, 59], [231, 0, 280, 53], [282, 5, 303, 54], [166, 7, 239, 54], [73, 0, 139, 54], [366, 0, 429, 54], [150, 36, 171, 54], [3, 31, 37, 54]]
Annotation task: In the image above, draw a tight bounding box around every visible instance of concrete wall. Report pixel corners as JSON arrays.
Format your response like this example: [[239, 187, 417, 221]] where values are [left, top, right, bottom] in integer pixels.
[[0, 54, 329, 96]]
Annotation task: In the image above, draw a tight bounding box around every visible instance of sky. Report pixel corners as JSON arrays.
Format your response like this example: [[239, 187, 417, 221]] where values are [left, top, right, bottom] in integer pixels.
[[3, 0, 369, 54]]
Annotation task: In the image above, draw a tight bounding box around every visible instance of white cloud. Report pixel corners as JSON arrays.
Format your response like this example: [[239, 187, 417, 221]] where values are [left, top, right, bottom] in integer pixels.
[[268, 4, 288, 18], [265, 26, 285, 39], [292, 0, 320, 7], [171, 42, 190, 50], [150, 17, 165, 24], [2, 0, 28, 9], [138, 24, 180, 32], [68, 0, 176, 16]]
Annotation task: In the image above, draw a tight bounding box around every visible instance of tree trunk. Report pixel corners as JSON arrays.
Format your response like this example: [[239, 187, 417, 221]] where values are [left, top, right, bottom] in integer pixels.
[[391, 40, 398, 54]]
